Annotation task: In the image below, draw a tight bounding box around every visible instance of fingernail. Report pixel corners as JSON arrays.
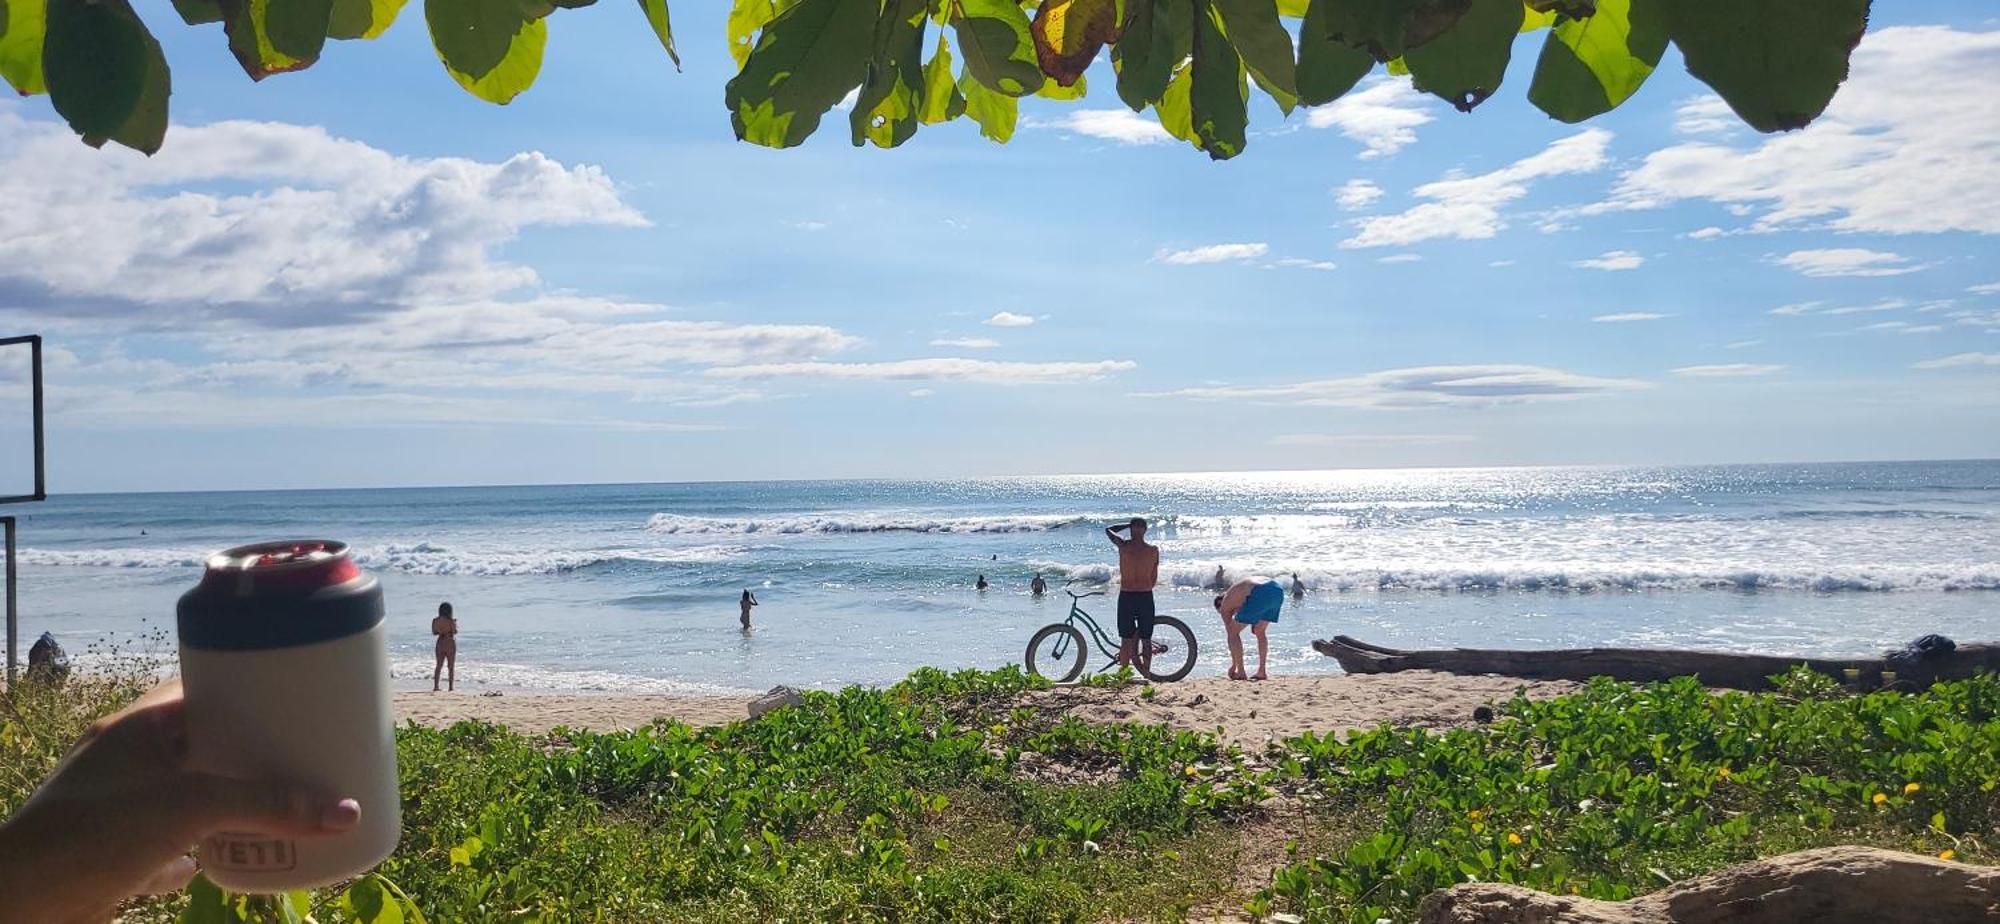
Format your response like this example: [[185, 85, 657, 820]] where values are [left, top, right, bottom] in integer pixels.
[[322, 798, 361, 831]]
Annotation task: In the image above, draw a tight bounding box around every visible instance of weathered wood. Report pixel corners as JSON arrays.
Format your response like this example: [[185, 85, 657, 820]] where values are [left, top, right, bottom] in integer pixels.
[[1312, 635, 2000, 691], [1418, 845, 1999, 923]]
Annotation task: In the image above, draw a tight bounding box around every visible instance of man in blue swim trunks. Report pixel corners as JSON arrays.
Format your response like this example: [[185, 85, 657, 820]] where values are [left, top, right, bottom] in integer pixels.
[[1213, 577, 1284, 680]]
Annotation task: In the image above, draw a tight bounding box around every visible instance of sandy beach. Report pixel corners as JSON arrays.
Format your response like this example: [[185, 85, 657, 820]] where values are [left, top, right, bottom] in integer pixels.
[[392, 670, 1577, 742]]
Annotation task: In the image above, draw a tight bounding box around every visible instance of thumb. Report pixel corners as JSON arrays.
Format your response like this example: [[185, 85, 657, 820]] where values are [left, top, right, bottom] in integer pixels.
[[177, 773, 361, 840]]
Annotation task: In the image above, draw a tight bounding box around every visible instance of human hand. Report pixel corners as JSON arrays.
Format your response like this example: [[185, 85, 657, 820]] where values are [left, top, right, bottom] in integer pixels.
[[0, 680, 361, 923]]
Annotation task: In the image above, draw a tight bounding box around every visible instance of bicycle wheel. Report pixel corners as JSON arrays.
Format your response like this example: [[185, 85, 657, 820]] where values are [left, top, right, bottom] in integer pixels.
[[1025, 624, 1088, 683], [1140, 615, 1198, 682]]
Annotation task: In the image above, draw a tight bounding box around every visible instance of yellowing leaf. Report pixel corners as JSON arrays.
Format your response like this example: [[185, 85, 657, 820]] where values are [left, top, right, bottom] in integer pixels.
[[0, 0, 46, 94], [917, 32, 965, 123], [219, 0, 333, 79], [327, 0, 407, 39], [1030, 0, 1120, 87], [953, 0, 1044, 96], [959, 68, 1016, 140]]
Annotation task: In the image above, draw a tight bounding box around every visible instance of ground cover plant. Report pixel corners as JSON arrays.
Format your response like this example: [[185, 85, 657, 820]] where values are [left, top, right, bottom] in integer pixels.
[[3, 659, 1993, 923]]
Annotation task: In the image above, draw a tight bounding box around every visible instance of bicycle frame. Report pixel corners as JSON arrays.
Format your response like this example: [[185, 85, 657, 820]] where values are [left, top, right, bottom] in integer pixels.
[[1059, 592, 1126, 675]]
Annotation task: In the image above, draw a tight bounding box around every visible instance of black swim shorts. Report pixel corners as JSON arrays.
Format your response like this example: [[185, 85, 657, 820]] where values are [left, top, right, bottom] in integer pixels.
[[1116, 590, 1156, 640]]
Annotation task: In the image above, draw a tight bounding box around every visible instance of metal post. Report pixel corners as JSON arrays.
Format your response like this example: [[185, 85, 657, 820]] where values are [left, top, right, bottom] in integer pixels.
[[4, 516, 15, 688], [30, 336, 44, 501]]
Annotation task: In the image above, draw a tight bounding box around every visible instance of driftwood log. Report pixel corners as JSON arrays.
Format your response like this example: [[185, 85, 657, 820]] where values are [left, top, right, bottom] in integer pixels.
[[1313, 635, 2000, 692], [1418, 845, 1998, 924]]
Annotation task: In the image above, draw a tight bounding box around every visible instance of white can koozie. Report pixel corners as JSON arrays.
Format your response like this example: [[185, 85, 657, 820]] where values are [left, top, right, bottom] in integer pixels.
[[176, 540, 401, 892]]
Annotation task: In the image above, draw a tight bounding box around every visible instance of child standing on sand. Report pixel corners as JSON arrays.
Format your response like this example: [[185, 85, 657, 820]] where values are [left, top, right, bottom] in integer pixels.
[[431, 602, 458, 692]]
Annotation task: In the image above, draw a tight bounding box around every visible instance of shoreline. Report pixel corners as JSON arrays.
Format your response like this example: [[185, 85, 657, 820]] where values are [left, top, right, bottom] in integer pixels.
[[392, 670, 1579, 741]]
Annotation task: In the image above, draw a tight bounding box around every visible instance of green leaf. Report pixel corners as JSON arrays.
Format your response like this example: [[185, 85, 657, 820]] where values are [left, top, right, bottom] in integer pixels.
[[1210, 0, 1295, 101], [427, 0, 547, 103], [1275, 0, 1305, 16], [1030, 0, 1120, 87], [1188, 0, 1245, 159], [171, 0, 224, 25], [177, 875, 231, 924], [1519, 5, 1555, 31], [220, 0, 334, 78], [1153, 60, 1197, 145], [724, 0, 874, 147], [327, 0, 407, 39], [1035, 70, 1085, 98], [958, 69, 1016, 141], [1527, 0, 1665, 122], [1403, 0, 1518, 111], [1318, 0, 1471, 62], [917, 32, 965, 122], [635, 0, 679, 68], [1111, 0, 1190, 112], [341, 876, 406, 924], [951, 0, 1044, 96], [1385, 54, 1406, 73], [43, 0, 168, 154], [1525, 0, 1592, 14], [0, 0, 45, 94], [1666, 0, 1867, 132], [852, 0, 926, 147], [1297, 0, 1371, 105], [726, 0, 798, 67]]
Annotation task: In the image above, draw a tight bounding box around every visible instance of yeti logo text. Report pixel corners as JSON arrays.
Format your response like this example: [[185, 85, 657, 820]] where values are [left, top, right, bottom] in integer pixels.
[[206, 834, 298, 872]]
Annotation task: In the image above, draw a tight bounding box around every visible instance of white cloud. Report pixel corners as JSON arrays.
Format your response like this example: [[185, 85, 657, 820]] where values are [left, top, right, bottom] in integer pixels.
[[1335, 179, 1384, 211], [908, 388, 935, 398], [1045, 109, 1174, 145], [929, 337, 1000, 349], [1672, 96, 1740, 136], [1573, 250, 1645, 271], [1775, 248, 1922, 278], [1599, 27, 2000, 235], [1271, 258, 1339, 271], [1304, 77, 1435, 159], [1343, 130, 1613, 248], [1489, 259, 1516, 267], [1913, 353, 2000, 369], [1769, 302, 1819, 316], [1155, 242, 1269, 265], [1822, 298, 1909, 315], [1592, 312, 1670, 323], [1270, 433, 1475, 447], [984, 311, 1036, 327], [1376, 253, 1423, 264], [1725, 340, 1764, 350], [1672, 364, 1787, 377], [787, 220, 828, 231], [0, 112, 644, 324], [1150, 364, 1648, 409], [706, 358, 1136, 385], [1968, 282, 2000, 295], [1685, 226, 1727, 240]]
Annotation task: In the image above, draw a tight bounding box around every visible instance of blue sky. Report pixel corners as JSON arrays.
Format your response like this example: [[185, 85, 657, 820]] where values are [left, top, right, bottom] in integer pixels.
[[1, 0, 1997, 493]]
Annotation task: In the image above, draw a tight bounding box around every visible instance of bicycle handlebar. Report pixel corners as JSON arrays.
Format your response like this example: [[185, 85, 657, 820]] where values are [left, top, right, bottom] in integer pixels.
[[1066, 589, 1106, 599]]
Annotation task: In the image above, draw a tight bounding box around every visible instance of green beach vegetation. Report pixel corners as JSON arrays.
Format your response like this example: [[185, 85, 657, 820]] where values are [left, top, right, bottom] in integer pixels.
[[3, 662, 1994, 923]]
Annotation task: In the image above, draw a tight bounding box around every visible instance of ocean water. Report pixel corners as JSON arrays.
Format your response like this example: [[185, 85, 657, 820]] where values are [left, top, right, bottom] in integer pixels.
[[8, 461, 1998, 694]]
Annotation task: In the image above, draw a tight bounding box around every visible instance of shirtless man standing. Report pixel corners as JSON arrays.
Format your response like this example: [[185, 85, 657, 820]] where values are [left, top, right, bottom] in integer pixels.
[[1105, 517, 1161, 674]]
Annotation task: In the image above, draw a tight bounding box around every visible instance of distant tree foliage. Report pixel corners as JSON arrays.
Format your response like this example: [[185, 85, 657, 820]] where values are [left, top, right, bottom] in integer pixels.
[[0, 0, 1870, 158]]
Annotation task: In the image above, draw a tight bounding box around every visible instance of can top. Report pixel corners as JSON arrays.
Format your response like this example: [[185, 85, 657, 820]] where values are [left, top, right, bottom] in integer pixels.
[[199, 540, 363, 597], [180, 539, 383, 651]]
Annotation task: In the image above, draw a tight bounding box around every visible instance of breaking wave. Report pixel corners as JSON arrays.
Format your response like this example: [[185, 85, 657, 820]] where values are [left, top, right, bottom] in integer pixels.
[[19, 542, 747, 577], [1029, 560, 2000, 594], [644, 512, 1096, 535]]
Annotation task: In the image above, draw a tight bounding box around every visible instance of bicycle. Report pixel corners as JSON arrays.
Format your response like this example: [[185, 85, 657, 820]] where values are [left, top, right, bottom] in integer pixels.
[[1024, 588, 1198, 683]]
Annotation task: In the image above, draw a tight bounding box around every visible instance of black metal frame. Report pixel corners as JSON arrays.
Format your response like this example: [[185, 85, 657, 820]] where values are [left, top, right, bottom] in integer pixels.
[[2, 334, 45, 686]]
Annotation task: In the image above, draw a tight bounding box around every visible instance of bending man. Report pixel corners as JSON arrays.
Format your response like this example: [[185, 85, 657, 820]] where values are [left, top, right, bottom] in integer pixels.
[[1214, 577, 1283, 681], [1105, 517, 1160, 675]]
